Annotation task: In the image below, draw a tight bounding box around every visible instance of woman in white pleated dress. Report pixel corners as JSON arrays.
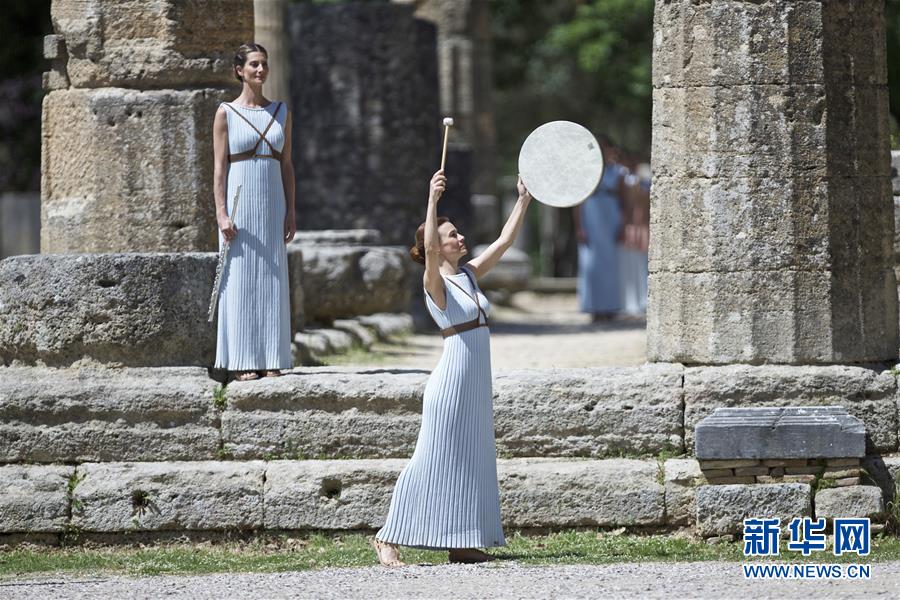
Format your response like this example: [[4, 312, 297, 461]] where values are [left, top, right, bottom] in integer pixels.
[[212, 43, 296, 381], [373, 170, 532, 566]]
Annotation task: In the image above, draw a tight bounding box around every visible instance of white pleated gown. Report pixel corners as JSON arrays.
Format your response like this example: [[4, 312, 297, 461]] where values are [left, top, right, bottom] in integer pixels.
[[214, 102, 293, 371], [377, 266, 505, 550]]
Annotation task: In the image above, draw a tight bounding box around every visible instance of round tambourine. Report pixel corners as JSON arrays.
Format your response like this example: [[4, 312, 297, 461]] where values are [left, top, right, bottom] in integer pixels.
[[517, 121, 604, 208]]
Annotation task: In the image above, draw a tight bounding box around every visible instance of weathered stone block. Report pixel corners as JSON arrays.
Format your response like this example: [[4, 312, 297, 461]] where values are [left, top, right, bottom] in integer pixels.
[[264, 460, 403, 530], [43, 34, 66, 61], [815, 486, 885, 521], [332, 320, 376, 349], [683, 365, 898, 453], [653, 0, 886, 88], [222, 368, 426, 459], [650, 176, 893, 273], [356, 313, 414, 339], [51, 0, 251, 88], [221, 365, 684, 460], [784, 474, 817, 484], [294, 243, 413, 322], [492, 364, 684, 458], [72, 462, 266, 532], [498, 458, 666, 528], [0, 367, 219, 463], [834, 477, 861, 487], [696, 483, 811, 536], [652, 85, 828, 179], [0, 465, 73, 533], [42, 88, 227, 253], [288, 3, 440, 245], [695, 407, 866, 460], [664, 458, 702, 527], [0, 254, 217, 367], [860, 454, 900, 502]]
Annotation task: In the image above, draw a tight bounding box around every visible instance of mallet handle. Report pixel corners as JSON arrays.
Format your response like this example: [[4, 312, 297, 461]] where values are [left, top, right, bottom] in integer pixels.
[[440, 125, 450, 171]]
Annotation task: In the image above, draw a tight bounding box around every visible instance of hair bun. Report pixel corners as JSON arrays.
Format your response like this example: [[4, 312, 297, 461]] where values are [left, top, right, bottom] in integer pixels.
[[409, 245, 426, 265]]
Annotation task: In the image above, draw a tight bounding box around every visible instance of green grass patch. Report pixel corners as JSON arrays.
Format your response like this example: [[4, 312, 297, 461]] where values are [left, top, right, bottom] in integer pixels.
[[2, 531, 899, 580], [319, 345, 391, 366]]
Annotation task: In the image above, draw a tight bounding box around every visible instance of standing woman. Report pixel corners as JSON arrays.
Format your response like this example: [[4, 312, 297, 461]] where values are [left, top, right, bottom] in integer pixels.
[[373, 170, 532, 566], [573, 134, 624, 322], [212, 43, 296, 381]]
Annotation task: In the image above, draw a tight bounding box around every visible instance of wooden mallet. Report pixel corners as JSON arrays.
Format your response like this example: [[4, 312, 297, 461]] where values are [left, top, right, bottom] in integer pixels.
[[440, 117, 454, 171]]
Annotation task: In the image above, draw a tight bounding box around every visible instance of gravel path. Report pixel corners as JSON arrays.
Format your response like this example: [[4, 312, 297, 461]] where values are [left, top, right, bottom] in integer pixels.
[[4, 561, 896, 599], [356, 292, 647, 370]]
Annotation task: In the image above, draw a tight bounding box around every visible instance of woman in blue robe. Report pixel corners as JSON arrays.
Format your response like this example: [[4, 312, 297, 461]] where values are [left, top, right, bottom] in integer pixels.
[[574, 143, 625, 322]]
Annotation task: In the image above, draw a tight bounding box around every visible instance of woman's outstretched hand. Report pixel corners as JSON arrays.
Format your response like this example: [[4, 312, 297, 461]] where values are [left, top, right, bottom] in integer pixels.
[[218, 214, 237, 242], [429, 169, 447, 203], [516, 175, 533, 203]]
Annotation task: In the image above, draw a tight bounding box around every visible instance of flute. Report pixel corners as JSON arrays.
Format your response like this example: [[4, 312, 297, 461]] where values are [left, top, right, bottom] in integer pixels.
[[207, 184, 242, 323]]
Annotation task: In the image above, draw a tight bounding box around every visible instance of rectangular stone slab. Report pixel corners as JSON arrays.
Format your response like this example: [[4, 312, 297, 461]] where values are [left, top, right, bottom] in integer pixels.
[[0, 465, 73, 533], [696, 483, 812, 536], [0, 367, 220, 462], [72, 462, 266, 532], [694, 406, 865, 460]]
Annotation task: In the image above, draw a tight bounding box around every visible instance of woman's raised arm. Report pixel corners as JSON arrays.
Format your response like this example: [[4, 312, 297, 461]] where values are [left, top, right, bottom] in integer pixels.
[[423, 170, 447, 308], [467, 176, 532, 278]]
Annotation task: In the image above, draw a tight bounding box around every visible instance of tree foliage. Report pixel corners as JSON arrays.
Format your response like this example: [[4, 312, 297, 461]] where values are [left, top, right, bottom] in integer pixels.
[[492, 0, 654, 176]]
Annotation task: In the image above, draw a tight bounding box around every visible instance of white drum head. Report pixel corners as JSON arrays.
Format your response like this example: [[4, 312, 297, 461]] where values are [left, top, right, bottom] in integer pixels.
[[518, 121, 604, 208]]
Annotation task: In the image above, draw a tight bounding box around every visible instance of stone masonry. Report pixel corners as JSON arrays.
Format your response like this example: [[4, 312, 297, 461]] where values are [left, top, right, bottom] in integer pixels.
[[692, 406, 885, 536], [41, 0, 252, 253], [287, 2, 440, 245], [648, 0, 898, 364], [1, 363, 898, 538]]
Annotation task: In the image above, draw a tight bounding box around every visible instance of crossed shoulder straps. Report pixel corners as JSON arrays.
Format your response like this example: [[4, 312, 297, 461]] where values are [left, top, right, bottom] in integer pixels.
[[444, 266, 489, 325], [223, 101, 284, 163]]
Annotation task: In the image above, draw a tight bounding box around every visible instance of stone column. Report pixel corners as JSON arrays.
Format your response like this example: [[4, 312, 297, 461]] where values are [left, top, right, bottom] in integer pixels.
[[41, 0, 253, 253], [398, 0, 497, 196], [254, 0, 290, 104], [287, 2, 440, 246], [648, 0, 898, 364]]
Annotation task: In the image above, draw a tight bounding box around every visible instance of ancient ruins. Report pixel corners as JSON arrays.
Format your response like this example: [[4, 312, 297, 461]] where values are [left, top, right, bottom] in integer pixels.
[[0, 0, 898, 544]]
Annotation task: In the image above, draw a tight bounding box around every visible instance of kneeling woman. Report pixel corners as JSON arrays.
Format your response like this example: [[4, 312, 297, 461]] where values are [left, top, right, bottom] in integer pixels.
[[373, 169, 532, 566]]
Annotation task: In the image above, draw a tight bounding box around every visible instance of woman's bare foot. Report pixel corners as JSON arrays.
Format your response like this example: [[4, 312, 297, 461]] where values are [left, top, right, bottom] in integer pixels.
[[263, 370, 282, 377], [373, 539, 405, 567], [233, 371, 259, 382], [448, 548, 495, 563]]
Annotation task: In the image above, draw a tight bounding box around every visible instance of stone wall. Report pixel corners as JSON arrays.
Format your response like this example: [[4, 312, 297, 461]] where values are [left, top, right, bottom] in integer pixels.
[[1, 363, 899, 538], [287, 2, 440, 245], [41, 0, 253, 253], [648, 0, 898, 364]]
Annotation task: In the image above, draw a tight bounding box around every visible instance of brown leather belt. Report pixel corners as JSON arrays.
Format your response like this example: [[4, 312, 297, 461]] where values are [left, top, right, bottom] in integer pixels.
[[224, 101, 284, 163], [441, 318, 489, 338]]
